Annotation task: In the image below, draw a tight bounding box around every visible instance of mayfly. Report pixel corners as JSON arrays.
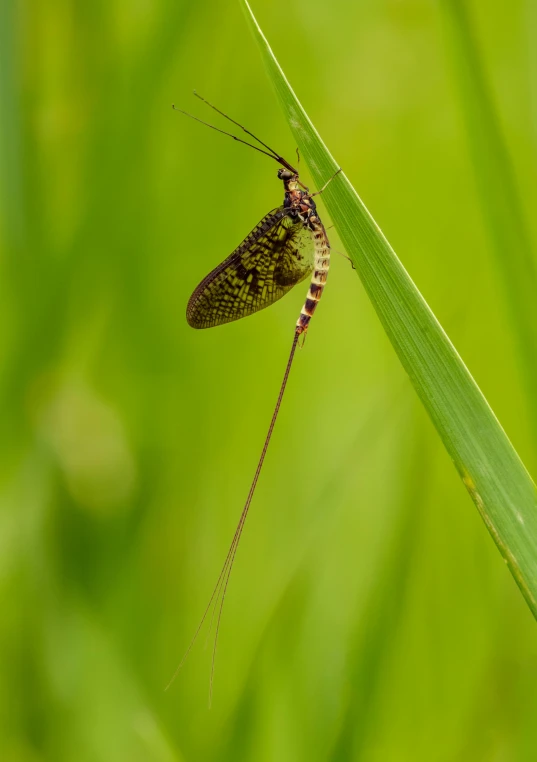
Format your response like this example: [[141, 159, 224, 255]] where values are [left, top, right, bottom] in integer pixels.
[[168, 93, 340, 700]]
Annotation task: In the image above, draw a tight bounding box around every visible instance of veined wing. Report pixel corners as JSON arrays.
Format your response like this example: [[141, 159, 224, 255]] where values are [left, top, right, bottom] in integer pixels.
[[187, 208, 314, 329]]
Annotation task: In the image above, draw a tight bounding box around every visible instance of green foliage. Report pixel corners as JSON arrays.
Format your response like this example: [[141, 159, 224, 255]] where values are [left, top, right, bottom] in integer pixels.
[[440, 0, 537, 431]]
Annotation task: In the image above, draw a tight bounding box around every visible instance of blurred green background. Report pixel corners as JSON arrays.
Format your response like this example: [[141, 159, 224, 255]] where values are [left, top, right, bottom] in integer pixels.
[[1, 0, 537, 759]]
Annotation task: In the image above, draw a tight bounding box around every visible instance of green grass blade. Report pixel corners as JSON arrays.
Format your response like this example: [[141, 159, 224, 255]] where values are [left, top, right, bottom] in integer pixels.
[[440, 0, 537, 435], [240, 0, 537, 617]]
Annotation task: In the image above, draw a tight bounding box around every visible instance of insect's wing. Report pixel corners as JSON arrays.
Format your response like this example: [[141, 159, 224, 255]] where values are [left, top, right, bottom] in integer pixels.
[[187, 208, 314, 329]]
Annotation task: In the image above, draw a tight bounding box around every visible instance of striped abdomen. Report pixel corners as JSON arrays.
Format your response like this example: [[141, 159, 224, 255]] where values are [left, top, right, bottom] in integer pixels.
[[296, 216, 330, 334]]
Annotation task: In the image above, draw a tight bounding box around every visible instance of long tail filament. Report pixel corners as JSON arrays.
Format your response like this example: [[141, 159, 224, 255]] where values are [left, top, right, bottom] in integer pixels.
[[166, 329, 301, 703]]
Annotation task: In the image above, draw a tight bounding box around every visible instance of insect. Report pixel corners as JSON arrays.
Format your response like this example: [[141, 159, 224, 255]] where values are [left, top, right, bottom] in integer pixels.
[[168, 93, 340, 700]]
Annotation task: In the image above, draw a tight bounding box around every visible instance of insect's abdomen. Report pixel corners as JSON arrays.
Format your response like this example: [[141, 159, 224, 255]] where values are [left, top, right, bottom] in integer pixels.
[[296, 217, 330, 334]]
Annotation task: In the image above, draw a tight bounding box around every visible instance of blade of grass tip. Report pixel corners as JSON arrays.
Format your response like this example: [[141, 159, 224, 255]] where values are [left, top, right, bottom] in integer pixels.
[[440, 0, 537, 442], [240, 0, 537, 619]]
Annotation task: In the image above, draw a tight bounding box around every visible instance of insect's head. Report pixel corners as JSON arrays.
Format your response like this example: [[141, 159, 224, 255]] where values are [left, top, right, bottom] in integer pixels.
[[277, 168, 298, 182]]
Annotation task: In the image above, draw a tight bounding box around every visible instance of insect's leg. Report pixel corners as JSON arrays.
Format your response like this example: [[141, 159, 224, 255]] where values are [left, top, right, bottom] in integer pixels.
[[296, 146, 300, 168], [309, 168, 342, 197], [334, 248, 355, 269]]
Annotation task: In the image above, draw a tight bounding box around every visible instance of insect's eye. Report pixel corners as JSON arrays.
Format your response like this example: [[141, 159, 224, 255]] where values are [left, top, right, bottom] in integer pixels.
[[278, 169, 293, 180]]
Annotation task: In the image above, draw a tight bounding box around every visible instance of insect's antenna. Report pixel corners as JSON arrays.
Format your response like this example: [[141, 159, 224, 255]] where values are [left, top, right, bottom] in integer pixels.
[[193, 91, 292, 165], [172, 105, 284, 165], [166, 330, 301, 703]]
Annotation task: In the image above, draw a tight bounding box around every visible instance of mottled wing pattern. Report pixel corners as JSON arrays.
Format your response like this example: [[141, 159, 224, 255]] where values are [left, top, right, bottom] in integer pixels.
[[187, 208, 314, 329]]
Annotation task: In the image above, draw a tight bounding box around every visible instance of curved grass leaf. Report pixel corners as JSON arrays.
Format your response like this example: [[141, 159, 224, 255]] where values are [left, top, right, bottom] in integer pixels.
[[240, 0, 537, 618]]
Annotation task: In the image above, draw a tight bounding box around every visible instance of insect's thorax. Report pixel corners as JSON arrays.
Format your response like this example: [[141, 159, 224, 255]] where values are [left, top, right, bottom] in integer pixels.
[[282, 176, 318, 228]]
